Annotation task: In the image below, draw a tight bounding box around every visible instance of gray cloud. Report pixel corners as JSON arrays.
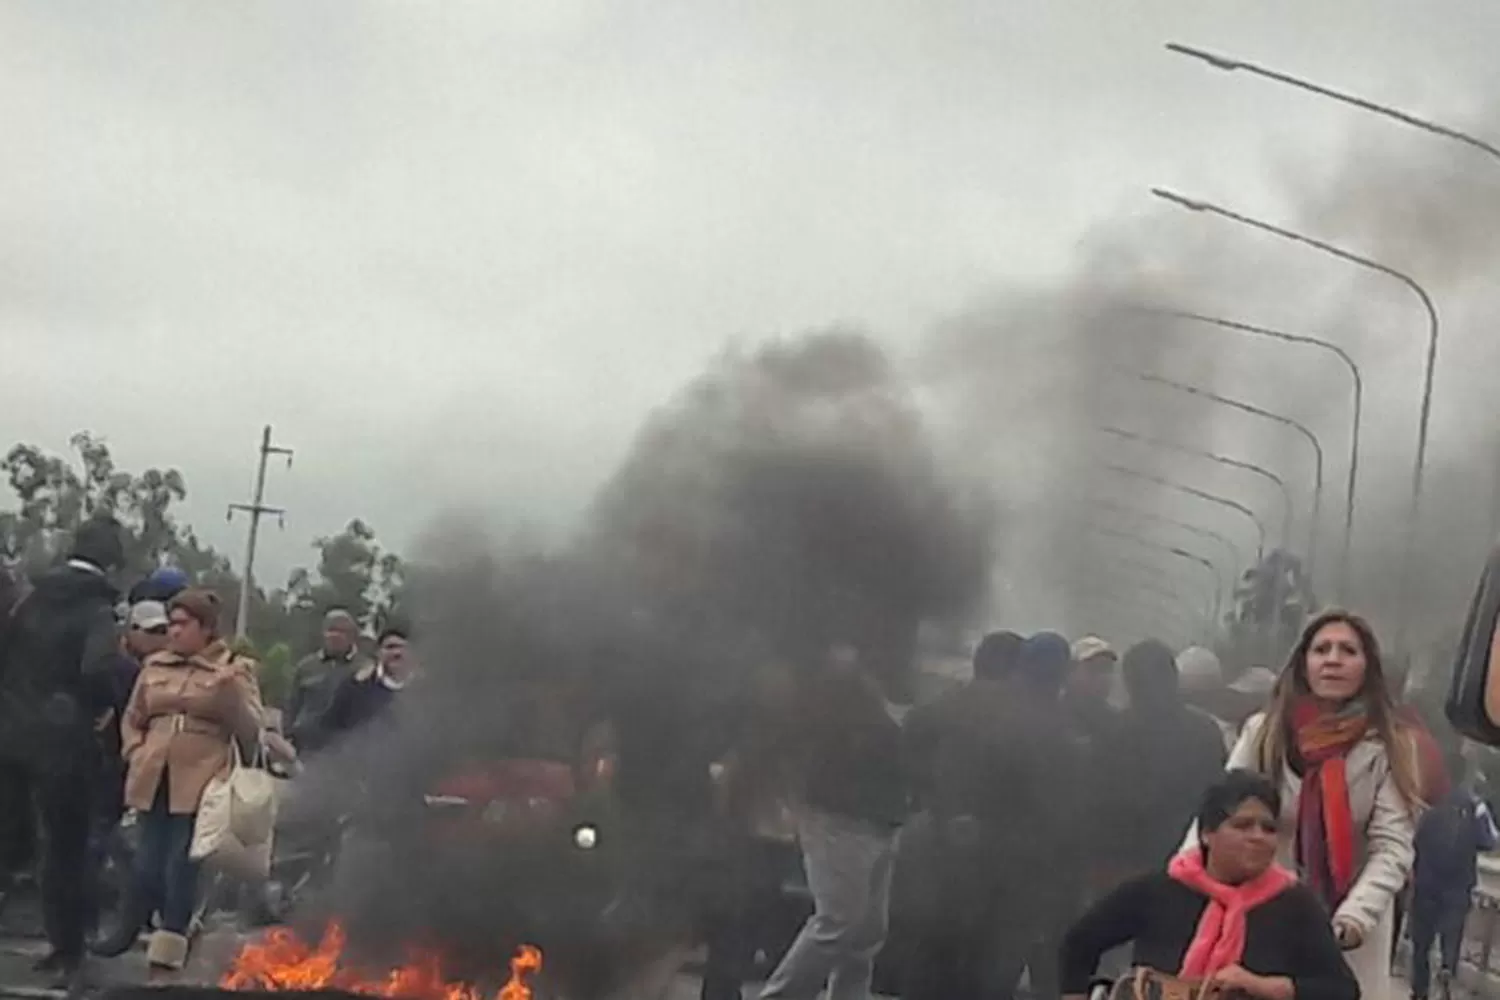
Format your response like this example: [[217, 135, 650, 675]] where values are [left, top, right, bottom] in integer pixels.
[[4, 1, 1500, 643]]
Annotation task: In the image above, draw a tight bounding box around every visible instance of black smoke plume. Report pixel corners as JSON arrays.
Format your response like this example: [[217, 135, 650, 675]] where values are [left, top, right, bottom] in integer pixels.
[[287, 330, 992, 997]]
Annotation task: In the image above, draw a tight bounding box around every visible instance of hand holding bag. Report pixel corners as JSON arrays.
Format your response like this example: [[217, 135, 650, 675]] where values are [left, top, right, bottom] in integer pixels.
[[190, 737, 278, 879], [1107, 968, 1230, 1000]]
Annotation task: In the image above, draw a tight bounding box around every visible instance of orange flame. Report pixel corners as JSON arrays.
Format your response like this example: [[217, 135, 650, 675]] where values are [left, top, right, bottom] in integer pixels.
[[221, 922, 542, 1000]]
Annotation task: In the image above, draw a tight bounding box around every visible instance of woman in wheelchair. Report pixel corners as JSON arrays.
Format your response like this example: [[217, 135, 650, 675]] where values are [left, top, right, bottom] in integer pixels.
[[1061, 771, 1359, 1000]]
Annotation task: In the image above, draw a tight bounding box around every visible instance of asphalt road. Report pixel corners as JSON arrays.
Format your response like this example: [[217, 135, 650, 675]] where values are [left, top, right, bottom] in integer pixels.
[[0, 889, 718, 1000]]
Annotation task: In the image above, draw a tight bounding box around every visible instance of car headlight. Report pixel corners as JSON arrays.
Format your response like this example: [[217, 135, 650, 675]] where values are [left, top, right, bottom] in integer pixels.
[[573, 823, 599, 850]]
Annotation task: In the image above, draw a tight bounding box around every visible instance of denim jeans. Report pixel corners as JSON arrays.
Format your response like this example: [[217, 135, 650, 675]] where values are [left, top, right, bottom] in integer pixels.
[[759, 808, 896, 1000], [135, 778, 200, 935], [1409, 888, 1471, 999]]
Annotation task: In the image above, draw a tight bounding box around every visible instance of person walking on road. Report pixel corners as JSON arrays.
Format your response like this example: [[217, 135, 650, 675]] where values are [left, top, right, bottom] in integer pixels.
[[759, 641, 905, 1000], [0, 517, 126, 983], [1407, 754, 1497, 1000], [1192, 609, 1421, 1000], [902, 630, 1083, 1000], [94, 589, 263, 977]]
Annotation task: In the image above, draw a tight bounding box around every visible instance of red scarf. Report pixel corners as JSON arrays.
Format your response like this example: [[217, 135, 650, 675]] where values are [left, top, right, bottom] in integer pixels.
[[1169, 849, 1295, 977], [1291, 697, 1368, 908]]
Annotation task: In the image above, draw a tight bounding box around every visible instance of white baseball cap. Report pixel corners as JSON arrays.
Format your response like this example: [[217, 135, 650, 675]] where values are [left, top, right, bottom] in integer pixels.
[[129, 600, 169, 631], [1175, 646, 1224, 692]]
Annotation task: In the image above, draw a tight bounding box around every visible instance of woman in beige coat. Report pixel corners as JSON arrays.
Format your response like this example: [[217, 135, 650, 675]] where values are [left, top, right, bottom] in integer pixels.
[[1191, 610, 1421, 1000], [93, 589, 262, 974]]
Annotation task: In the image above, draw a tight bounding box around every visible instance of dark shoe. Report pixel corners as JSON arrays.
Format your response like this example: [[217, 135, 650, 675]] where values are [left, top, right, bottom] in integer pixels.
[[32, 949, 82, 975], [90, 891, 150, 957]]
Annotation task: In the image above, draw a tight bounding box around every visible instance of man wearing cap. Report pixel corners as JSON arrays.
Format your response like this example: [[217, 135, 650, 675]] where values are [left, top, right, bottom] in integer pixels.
[[284, 608, 373, 755], [1064, 636, 1123, 744]]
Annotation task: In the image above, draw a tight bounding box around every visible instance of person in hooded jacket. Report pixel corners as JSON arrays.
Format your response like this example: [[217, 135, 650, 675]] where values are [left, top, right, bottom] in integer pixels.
[[1117, 640, 1228, 875], [901, 631, 1017, 1000], [0, 517, 126, 980], [902, 630, 1084, 1000]]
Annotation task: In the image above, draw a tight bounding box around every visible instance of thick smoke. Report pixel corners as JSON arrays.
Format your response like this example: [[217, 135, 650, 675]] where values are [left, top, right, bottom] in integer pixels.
[[296, 330, 992, 997], [589, 330, 994, 692], [277, 102, 1500, 996], [921, 111, 1500, 667]]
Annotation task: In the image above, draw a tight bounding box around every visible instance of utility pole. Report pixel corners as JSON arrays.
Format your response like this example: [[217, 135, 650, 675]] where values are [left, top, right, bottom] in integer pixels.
[[228, 426, 293, 641]]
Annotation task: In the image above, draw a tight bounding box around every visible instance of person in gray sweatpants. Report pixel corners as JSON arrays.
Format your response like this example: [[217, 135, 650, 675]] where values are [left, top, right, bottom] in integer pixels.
[[761, 643, 905, 1000]]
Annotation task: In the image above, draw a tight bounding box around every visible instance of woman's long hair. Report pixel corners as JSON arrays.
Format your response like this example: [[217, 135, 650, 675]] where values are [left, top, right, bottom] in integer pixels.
[[1252, 609, 1423, 809]]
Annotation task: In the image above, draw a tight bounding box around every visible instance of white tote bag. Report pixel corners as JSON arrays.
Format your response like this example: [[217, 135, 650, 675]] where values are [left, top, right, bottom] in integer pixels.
[[190, 739, 278, 879]]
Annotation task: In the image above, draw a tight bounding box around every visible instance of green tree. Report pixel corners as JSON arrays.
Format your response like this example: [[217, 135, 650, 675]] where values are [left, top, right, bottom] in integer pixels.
[[0, 434, 216, 581], [0, 432, 407, 659], [281, 519, 406, 650]]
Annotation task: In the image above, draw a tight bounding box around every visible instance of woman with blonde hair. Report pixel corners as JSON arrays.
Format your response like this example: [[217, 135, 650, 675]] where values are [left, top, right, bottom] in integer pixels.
[[93, 588, 262, 977], [1207, 609, 1420, 1000]]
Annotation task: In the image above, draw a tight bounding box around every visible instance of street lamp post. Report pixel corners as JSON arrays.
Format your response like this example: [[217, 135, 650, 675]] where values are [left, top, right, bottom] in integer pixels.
[[1086, 523, 1225, 628], [1166, 43, 1500, 163], [1088, 531, 1218, 624], [1103, 461, 1269, 562], [1091, 495, 1249, 580], [1151, 187, 1438, 649], [1077, 526, 1221, 636], [1069, 586, 1199, 647], [1132, 368, 1326, 594], [1166, 42, 1500, 544], [1100, 424, 1294, 560], [1144, 309, 1363, 595]]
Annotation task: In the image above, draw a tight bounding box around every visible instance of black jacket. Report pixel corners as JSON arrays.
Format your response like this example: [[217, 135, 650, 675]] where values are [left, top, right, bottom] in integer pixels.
[[0, 561, 120, 772], [795, 671, 906, 828], [908, 678, 1086, 881], [1061, 871, 1358, 1000], [284, 649, 370, 752]]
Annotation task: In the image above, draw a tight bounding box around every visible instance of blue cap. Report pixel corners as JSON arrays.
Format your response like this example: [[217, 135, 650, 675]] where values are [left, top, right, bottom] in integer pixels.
[[1020, 631, 1072, 673], [150, 567, 189, 590], [128, 567, 190, 603]]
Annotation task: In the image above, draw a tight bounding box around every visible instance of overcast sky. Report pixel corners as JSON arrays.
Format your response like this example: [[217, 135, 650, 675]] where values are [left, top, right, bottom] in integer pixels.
[[5, 0, 1499, 584]]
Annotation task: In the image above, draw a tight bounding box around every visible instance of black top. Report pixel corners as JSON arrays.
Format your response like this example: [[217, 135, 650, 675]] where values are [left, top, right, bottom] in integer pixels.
[[0, 563, 120, 771], [795, 671, 906, 828], [1060, 871, 1359, 1000]]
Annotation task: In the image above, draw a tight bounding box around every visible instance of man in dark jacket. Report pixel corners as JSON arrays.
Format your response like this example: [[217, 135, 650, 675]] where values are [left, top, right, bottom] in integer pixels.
[[324, 625, 413, 736], [1118, 639, 1227, 873], [284, 608, 373, 754], [1409, 756, 1497, 1000], [981, 631, 1090, 1000], [0, 565, 32, 923], [0, 517, 125, 979], [902, 629, 1083, 1000], [760, 642, 905, 1000]]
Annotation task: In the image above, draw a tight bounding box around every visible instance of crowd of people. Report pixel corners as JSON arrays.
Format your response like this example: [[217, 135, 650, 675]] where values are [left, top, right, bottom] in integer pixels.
[[699, 614, 1485, 1000], [0, 513, 1494, 1000], [0, 516, 413, 985]]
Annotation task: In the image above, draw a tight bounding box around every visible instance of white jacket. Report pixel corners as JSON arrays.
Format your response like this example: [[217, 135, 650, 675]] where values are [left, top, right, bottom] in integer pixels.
[[1186, 713, 1417, 1000]]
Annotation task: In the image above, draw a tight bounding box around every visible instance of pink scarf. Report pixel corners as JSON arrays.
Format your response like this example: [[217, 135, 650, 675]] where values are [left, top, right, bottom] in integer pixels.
[[1168, 849, 1296, 977]]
